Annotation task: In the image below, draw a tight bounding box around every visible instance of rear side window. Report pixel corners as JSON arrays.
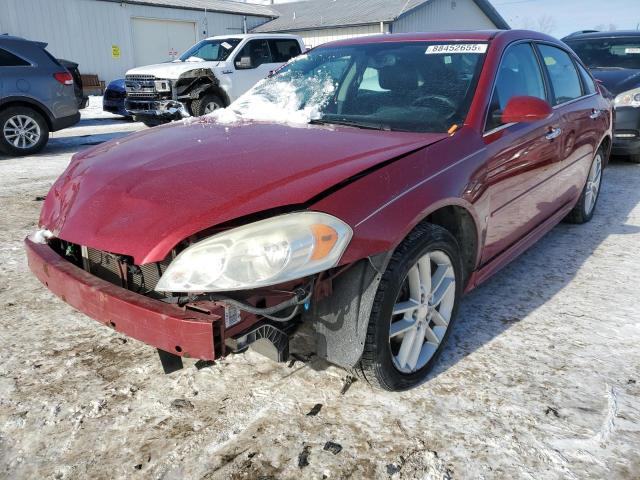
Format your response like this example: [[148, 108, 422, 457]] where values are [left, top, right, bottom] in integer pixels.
[[41, 48, 62, 67], [576, 62, 597, 95], [486, 42, 547, 132], [0, 48, 30, 66], [268, 40, 301, 63], [235, 39, 272, 69], [538, 44, 583, 105]]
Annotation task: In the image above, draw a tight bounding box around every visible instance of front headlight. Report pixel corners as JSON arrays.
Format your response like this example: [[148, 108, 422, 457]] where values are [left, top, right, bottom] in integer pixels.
[[614, 87, 640, 108], [155, 212, 352, 293], [154, 80, 171, 92]]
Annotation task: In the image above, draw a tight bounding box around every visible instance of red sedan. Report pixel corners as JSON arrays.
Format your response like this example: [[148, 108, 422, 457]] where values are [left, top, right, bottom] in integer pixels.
[[26, 30, 612, 391]]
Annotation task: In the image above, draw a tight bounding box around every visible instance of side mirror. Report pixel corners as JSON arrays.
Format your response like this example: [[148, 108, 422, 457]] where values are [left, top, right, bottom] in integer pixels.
[[235, 56, 252, 69], [501, 96, 553, 124]]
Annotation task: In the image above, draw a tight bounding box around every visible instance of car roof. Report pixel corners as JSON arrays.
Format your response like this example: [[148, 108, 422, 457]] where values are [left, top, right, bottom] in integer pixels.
[[204, 33, 302, 41], [321, 29, 557, 48], [563, 30, 640, 41], [0, 34, 47, 48]]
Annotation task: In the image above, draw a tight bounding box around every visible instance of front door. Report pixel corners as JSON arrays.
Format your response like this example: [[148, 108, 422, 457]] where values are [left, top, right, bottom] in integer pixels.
[[481, 42, 562, 263], [229, 39, 275, 101]]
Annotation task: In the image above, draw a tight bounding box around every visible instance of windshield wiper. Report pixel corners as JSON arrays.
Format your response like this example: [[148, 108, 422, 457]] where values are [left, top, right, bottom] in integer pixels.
[[310, 118, 390, 131]]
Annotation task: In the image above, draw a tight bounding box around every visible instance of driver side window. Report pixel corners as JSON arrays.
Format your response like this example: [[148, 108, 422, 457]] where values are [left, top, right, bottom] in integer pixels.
[[235, 39, 272, 70], [486, 43, 547, 132]]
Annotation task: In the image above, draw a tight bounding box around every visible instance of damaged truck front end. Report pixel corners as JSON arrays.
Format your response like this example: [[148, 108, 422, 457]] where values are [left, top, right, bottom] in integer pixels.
[[125, 69, 226, 124]]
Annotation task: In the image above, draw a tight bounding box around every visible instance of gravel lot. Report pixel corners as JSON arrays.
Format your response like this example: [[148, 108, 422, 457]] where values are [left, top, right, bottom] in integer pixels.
[[1, 100, 639, 479]]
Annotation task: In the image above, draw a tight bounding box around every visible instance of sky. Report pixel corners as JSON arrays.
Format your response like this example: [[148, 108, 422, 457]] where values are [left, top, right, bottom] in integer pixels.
[[492, 0, 640, 37], [243, 0, 640, 38]]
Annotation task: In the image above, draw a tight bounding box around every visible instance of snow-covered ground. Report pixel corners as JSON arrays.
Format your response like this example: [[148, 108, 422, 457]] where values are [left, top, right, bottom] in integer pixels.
[[0, 101, 639, 479]]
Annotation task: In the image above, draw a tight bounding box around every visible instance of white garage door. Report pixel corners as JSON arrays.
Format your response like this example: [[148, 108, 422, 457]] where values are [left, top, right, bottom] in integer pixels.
[[131, 17, 197, 67]]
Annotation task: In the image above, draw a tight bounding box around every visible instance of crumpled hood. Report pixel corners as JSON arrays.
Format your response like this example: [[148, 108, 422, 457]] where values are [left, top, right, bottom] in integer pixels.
[[126, 61, 222, 80], [40, 118, 447, 263], [590, 68, 640, 96]]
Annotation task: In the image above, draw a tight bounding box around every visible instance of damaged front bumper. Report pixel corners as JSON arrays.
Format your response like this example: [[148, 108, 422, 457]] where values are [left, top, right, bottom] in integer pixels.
[[124, 98, 189, 119], [25, 237, 220, 360]]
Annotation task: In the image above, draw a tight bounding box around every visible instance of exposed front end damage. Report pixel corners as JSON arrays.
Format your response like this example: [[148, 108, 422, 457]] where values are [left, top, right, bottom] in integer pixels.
[[26, 229, 389, 373], [125, 69, 226, 122]]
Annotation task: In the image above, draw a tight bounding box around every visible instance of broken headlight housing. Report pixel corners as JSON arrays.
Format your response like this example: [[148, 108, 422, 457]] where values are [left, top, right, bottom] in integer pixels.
[[155, 212, 352, 293]]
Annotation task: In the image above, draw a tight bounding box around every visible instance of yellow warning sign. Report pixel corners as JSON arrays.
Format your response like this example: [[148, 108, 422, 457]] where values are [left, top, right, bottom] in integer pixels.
[[111, 45, 121, 59]]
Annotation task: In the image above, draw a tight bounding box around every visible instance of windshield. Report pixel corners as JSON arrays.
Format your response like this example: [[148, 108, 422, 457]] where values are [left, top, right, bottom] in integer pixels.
[[178, 38, 241, 62], [566, 37, 640, 69], [212, 41, 487, 133]]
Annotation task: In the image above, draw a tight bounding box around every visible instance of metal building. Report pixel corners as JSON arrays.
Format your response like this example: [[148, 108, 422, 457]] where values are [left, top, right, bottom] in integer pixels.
[[252, 0, 510, 48], [0, 0, 277, 83]]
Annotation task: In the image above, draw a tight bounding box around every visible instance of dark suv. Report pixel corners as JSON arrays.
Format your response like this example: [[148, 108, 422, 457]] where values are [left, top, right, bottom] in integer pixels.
[[0, 35, 80, 156], [564, 31, 640, 162]]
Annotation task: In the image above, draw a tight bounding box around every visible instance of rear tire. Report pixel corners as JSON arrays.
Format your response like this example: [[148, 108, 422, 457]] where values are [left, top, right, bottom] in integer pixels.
[[565, 148, 603, 224], [191, 94, 224, 117], [628, 153, 640, 164], [0, 106, 49, 156], [359, 223, 463, 391]]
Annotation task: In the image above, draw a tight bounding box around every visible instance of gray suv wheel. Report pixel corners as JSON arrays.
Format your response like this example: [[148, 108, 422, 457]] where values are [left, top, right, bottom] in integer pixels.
[[0, 106, 49, 156]]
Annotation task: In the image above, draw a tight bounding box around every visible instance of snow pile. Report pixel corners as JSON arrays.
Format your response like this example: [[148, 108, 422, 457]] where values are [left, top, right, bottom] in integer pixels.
[[208, 72, 336, 126]]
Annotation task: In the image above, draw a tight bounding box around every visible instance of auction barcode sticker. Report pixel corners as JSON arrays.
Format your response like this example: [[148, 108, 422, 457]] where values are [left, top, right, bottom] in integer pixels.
[[426, 44, 488, 54]]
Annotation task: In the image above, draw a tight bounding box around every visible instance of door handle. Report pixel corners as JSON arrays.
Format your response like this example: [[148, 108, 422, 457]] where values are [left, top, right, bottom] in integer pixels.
[[545, 127, 562, 140], [589, 109, 601, 119]]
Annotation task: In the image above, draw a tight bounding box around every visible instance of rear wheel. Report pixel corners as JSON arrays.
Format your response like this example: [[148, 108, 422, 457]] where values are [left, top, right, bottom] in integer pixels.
[[628, 153, 640, 164], [0, 107, 49, 156], [191, 94, 224, 117], [565, 149, 603, 224], [359, 223, 463, 391]]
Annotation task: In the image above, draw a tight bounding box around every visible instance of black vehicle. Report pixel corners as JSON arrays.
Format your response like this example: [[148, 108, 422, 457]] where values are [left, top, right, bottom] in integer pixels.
[[58, 59, 88, 110], [564, 31, 640, 162]]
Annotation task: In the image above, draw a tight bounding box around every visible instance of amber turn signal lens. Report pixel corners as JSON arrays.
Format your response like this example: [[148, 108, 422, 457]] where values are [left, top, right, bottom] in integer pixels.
[[310, 224, 338, 260]]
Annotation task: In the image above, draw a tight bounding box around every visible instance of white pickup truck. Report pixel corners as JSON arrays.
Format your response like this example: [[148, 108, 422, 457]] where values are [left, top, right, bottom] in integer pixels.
[[124, 33, 304, 125]]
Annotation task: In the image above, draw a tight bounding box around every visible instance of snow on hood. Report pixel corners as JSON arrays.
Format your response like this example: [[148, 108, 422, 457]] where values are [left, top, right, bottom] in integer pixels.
[[40, 120, 447, 264], [126, 61, 221, 80], [206, 67, 335, 126]]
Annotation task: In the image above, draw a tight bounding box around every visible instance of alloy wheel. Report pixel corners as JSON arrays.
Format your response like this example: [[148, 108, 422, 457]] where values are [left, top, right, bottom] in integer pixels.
[[389, 250, 456, 373], [204, 102, 220, 114], [584, 152, 602, 216], [3, 115, 41, 149]]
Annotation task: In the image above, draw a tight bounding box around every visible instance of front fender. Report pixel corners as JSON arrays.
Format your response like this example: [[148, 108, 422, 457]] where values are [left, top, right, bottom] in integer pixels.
[[311, 130, 488, 269]]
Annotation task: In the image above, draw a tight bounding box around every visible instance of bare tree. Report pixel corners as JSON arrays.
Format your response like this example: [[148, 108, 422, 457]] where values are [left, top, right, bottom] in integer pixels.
[[516, 14, 556, 34], [536, 14, 556, 34]]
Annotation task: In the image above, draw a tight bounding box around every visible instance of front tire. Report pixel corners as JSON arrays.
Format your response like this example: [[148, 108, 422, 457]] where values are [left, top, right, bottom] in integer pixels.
[[191, 94, 224, 117], [565, 148, 603, 224], [359, 223, 463, 391], [0, 107, 49, 156]]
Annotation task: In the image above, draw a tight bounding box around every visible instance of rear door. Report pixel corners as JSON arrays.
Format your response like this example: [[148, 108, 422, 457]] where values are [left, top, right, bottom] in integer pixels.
[[0, 46, 33, 98], [481, 41, 563, 263], [535, 43, 601, 204], [267, 38, 302, 69]]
